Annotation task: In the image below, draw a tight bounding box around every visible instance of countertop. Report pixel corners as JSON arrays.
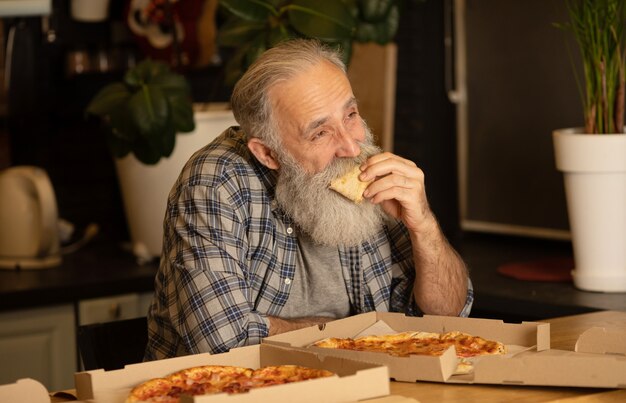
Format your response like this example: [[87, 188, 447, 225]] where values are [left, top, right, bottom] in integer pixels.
[[0, 241, 157, 312], [457, 233, 625, 320], [1, 233, 625, 318]]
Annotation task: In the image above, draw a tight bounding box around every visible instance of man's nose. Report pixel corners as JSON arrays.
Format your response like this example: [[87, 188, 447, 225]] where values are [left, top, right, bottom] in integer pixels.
[[335, 131, 361, 158]]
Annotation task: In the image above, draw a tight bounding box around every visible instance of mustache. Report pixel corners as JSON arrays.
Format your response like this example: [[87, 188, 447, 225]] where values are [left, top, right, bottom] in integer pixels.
[[310, 140, 382, 187]]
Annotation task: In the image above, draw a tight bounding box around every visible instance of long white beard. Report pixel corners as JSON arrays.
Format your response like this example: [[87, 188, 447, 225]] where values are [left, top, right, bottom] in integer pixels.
[[274, 128, 385, 246]]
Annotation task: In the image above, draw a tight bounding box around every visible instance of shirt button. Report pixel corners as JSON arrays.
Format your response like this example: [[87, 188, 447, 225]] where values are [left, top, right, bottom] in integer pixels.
[[286, 227, 293, 234], [284, 278, 292, 285]]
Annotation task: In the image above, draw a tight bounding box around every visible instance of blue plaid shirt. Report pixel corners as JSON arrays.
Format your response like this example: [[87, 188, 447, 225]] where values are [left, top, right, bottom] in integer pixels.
[[145, 127, 474, 360]]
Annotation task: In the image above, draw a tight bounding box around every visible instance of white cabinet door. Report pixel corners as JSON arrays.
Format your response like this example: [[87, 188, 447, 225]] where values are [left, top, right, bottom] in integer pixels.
[[0, 304, 76, 391]]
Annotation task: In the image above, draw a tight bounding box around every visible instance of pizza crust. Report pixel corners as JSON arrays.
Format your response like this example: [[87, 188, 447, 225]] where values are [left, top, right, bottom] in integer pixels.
[[329, 165, 372, 203]]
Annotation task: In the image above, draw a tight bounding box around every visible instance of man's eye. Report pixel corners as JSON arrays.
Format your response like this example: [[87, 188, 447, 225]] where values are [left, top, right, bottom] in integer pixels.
[[348, 111, 358, 119], [314, 130, 328, 139]]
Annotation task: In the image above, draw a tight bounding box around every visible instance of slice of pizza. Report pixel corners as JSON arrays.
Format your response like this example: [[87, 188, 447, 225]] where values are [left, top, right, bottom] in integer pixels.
[[440, 331, 506, 357], [329, 165, 372, 203]]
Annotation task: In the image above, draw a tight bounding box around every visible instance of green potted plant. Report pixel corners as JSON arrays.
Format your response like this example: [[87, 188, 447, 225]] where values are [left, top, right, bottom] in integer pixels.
[[552, 0, 626, 292], [216, 0, 409, 84], [86, 59, 237, 260], [86, 59, 196, 165]]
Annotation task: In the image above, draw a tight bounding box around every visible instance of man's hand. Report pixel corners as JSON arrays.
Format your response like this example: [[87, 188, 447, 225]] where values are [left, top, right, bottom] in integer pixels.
[[359, 152, 468, 316], [268, 316, 333, 336], [359, 152, 435, 233]]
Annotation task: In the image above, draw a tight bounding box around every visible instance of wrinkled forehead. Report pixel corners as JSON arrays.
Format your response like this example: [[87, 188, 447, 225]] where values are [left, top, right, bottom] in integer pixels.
[[268, 61, 354, 132]]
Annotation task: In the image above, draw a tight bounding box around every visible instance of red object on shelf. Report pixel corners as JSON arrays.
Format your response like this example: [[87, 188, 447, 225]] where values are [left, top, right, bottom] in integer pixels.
[[497, 257, 574, 282]]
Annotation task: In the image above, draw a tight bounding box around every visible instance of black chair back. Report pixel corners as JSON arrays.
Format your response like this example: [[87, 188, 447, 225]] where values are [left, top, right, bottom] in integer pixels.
[[77, 316, 148, 371]]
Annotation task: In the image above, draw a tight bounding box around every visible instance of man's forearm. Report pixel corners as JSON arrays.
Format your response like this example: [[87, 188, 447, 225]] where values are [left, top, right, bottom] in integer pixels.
[[268, 316, 333, 336], [410, 218, 468, 316]]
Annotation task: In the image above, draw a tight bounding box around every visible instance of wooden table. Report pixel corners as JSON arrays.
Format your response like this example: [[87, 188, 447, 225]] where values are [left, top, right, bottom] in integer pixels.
[[389, 310, 626, 402], [50, 311, 626, 403]]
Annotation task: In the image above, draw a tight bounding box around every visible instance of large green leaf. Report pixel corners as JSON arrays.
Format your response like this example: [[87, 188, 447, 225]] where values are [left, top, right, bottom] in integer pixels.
[[358, 0, 394, 22], [125, 60, 169, 87], [104, 127, 132, 159], [151, 73, 191, 98], [86, 83, 131, 117], [108, 107, 138, 142], [219, 0, 277, 22], [354, 4, 399, 44], [128, 85, 169, 138], [287, 0, 355, 41], [268, 23, 294, 46], [132, 135, 162, 165], [168, 95, 195, 133], [157, 119, 177, 157], [217, 17, 267, 46]]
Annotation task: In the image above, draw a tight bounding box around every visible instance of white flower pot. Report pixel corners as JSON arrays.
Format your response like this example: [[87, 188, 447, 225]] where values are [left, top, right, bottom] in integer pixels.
[[71, 0, 111, 22], [114, 105, 237, 261], [553, 128, 626, 292]]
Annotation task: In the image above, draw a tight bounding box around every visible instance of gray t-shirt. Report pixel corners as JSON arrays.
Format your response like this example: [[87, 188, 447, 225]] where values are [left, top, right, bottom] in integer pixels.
[[279, 231, 351, 319]]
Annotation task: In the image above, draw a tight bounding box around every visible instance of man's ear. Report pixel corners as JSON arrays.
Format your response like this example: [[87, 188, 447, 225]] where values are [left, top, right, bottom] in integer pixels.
[[247, 137, 280, 170]]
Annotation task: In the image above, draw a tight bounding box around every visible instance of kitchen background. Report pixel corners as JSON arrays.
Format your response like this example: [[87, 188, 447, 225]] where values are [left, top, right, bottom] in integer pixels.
[[0, 0, 467, 250], [0, 0, 582, 253]]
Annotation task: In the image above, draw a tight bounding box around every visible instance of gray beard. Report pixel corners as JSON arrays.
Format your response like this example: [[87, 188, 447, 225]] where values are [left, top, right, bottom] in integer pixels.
[[274, 129, 385, 246]]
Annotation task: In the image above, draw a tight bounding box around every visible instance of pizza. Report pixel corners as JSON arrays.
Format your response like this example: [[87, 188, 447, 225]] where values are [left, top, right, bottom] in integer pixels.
[[329, 165, 372, 203], [126, 364, 335, 402], [312, 331, 506, 374]]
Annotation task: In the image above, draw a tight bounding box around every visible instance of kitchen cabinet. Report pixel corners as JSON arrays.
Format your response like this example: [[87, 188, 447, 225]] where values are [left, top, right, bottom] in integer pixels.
[[0, 304, 76, 391], [0, 291, 154, 392]]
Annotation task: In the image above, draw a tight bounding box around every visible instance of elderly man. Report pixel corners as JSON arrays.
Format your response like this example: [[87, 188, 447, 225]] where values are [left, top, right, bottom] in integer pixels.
[[145, 39, 473, 360]]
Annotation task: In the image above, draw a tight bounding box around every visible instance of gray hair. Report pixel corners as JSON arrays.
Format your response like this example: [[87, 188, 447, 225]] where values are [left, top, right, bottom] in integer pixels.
[[230, 39, 346, 150]]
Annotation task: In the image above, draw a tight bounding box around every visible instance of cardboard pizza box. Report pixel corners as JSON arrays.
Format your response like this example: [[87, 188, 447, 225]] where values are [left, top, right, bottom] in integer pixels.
[[74, 343, 389, 403], [452, 348, 626, 388], [265, 312, 626, 388], [0, 378, 51, 403], [264, 312, 548, 383], [575, 325, 626, 355]]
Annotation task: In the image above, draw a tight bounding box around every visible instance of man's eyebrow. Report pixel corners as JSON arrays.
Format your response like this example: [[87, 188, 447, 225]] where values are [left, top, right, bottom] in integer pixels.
[[302, 97, 358, 136], [304, 116, 328, 135], [344, 97, 357, 110]]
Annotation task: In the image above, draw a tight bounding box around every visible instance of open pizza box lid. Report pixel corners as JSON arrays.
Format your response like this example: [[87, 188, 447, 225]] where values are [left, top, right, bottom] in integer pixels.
[[451, 348, 626, 388], [575, 324, 626, 356], [0, 378, 50, 403], [74, 343, 390, 403], [263, 312, 550, 383]]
